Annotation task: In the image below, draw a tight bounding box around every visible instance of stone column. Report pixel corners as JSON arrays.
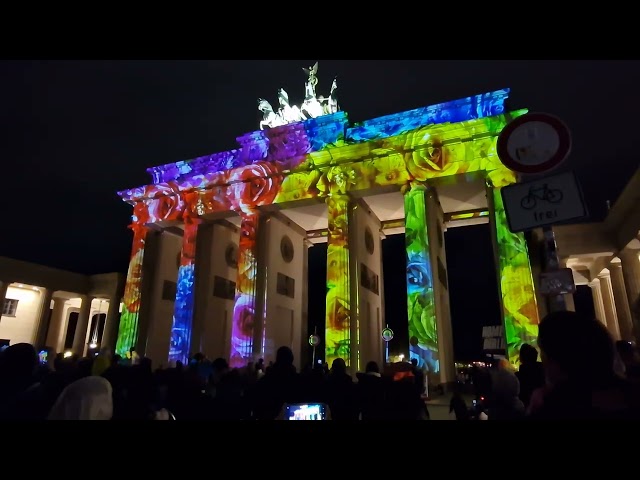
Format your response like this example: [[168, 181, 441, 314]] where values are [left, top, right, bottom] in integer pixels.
[[609, 262, 635, 342], [115, 222, 149, 357], [599, 270, 621, 340], [619, 249, 640, 335], [564, 293, 576, 312], [403, 183, 455, 384], [376, 229, 386, 368], [32, 288, 53, 348], [0, 281, 10, 318], [230, 210, 261, 368], [73, 295, 93, 356], [487, 185, 540, 366], [404, 184, 437, 375], [46, 298, 67, 352], [325, 195, 356, 370], [101, 294, 122, 354], [589, 278, 606, 325], [168, 217, 202, 365], [300, 238, 312, 368]]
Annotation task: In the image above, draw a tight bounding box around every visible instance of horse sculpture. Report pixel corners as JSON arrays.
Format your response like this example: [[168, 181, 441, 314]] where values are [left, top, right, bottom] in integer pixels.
[[257, 62, 340, 130], [258, 98, 285, 130]]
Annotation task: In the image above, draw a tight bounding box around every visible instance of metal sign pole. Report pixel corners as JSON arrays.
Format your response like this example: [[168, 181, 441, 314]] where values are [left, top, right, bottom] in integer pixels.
[[496, 112, 574, 318], [382, 324, 392, 363], [543, 226, 567, 312], [311, 326, 318, 365], [385, 324, 388, 362]]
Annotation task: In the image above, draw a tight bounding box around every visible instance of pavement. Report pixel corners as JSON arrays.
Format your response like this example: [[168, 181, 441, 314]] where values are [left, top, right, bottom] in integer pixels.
[[425, 392, 475, 420]]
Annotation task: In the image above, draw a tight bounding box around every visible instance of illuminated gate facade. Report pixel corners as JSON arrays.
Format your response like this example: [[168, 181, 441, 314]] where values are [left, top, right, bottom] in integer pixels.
[[114, 87, 539, 383]]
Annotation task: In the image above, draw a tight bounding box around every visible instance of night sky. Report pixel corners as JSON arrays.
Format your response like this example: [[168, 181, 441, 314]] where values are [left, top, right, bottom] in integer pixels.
[[2, 60, 639, 361]]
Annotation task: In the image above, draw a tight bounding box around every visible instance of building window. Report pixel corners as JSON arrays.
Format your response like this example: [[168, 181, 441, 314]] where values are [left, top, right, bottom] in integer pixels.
[[213, 276, 236, 301], [360, 263, 379, 295], [277, 273, 295, 298], [2, 299, 18, 317], [162, 281, 177, 301]]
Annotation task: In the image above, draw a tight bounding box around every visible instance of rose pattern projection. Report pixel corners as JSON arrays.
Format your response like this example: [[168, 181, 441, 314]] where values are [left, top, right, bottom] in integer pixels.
[[167, 218, 200, 365], [115, 89, 535, 367], [230, 212, 260, 368], [325, 195, 352, 367], [490, 188, 539, 366], [404, 185, 439, 373], [115, 222, 148, 357]]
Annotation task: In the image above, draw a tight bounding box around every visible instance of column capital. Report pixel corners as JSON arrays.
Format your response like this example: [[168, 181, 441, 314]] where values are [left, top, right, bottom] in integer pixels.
[[128, 222, 149, 235], [237, 207, 260, 218], [182, 214, 204, 226], [589, 278, 601, 287], [620, 248, 640, 261], [597, 269, 612, 280], [325, 193, 351, 204], [402, 181, 428, 194]]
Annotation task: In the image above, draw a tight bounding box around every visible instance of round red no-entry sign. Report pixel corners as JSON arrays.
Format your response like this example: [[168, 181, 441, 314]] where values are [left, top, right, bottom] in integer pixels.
[[497, 112, 572, 174]]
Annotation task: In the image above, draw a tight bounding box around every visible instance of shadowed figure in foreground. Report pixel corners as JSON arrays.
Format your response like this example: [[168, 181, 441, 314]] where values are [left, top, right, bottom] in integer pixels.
[[248, 346, 303, 420], [529, 311, 640, 419]]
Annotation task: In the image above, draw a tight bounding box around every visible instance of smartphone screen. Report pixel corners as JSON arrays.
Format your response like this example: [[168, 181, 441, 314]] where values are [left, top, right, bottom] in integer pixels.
[[285, 403, 326, 420], [38, 350, 48, 364]]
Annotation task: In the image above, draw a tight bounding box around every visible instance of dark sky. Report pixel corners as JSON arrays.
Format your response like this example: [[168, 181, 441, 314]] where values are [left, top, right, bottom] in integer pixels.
[[2, 60, 639, 360]]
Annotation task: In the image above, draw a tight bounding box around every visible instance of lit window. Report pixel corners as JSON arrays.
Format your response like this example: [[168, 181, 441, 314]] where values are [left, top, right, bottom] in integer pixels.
[[2, 299, 19, 317]]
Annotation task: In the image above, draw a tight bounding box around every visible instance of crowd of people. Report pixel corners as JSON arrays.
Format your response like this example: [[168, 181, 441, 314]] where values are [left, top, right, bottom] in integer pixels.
[[1, 310, 639, 420], [0, 341, 430, 420], [450, 310, 640, 420]]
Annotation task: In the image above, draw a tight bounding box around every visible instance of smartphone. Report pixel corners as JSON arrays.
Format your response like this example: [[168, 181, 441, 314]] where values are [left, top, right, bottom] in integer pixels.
[[38, 350, 48, 364], [285, 403, 327, 420]]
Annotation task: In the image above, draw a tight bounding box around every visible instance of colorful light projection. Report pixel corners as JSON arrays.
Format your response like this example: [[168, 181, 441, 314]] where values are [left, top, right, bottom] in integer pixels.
[[115, 206, 149, 357], [404, 184, 438, 373], [116, 88, 534, 367], [145, 89, 510, 185], [168, 218, 201, 365], [449, 211, 489, 221], [325, 195, 352, 367], [489, 187, 539, 366], [230, 212, 260, 368]]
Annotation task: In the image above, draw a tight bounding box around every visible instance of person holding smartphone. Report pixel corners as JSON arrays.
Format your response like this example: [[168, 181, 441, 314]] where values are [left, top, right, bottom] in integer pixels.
[[248, 346, 304, 420]]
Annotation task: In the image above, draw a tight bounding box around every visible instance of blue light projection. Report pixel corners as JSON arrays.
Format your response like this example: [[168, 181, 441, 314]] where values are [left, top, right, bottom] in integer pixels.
[[168, 220, 199, 365]]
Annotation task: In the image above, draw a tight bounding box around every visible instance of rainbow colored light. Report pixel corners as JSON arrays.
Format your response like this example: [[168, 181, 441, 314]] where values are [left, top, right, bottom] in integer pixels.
[[115, 88, 539, 370]]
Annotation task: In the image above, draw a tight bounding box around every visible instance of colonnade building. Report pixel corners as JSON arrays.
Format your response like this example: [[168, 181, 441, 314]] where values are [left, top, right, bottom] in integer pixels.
[[0, 257, 124, 357], [540, 166, 640, 342]]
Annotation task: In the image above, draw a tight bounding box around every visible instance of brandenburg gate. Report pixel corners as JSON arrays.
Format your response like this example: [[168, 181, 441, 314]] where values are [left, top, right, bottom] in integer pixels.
[[114, 64, 539, 384]]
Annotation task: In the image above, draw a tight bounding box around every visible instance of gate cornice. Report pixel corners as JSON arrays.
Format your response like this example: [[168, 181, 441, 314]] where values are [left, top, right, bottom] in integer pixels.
[[117, 92, 524, 226]]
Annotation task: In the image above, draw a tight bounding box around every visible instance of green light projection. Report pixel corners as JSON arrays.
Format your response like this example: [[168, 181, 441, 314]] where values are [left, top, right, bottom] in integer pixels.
[[404, 184, 439, 373], [490, 187, 540, 365]]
